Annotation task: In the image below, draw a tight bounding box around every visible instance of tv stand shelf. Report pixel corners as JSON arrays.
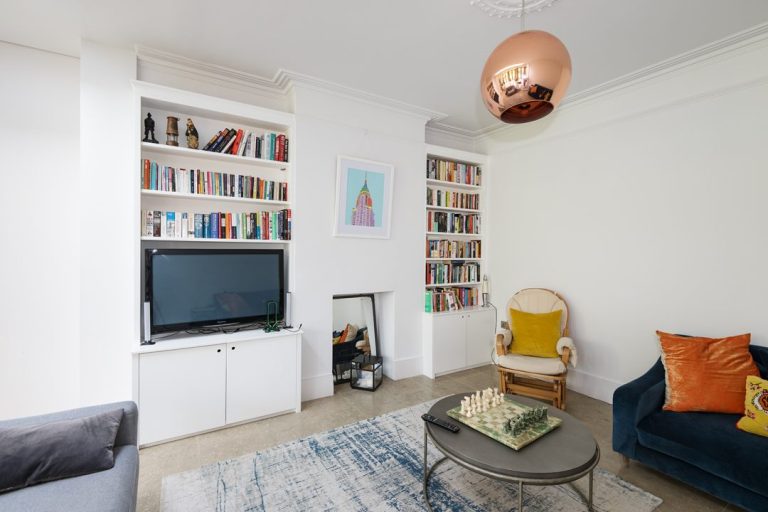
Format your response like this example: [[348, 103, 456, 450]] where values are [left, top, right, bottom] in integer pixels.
[[133, 327, 303, 354]]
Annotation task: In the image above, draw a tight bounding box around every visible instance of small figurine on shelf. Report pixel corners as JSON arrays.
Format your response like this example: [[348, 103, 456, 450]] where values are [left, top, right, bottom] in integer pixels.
[[142, 113, 158, 143], [165, 116, 179, 146], [185, 118, 199, 149]]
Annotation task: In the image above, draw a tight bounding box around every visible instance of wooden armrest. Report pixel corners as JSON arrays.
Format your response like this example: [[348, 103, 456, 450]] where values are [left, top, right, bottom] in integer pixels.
[[495, 333, 507, 356], [560, 346, 571, 366]]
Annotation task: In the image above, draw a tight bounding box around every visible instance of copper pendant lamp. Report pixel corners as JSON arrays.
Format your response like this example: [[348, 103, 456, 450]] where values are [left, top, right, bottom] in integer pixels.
[[479, 0, 572, 124]]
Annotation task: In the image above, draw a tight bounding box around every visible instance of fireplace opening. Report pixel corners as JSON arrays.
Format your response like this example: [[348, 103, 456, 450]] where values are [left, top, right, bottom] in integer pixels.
[[332, 294, 379, 385]]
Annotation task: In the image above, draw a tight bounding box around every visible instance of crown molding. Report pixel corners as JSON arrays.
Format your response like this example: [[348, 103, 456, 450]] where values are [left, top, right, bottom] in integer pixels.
[[473, 21, 768, 140], [136, 45, 446, 123], [136, 45, 286, 96], [276, 69, 446, 122]]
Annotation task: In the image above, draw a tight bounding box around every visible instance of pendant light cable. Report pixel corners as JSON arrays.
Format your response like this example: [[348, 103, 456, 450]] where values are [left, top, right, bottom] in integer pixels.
[[521, 0, 526, 30]]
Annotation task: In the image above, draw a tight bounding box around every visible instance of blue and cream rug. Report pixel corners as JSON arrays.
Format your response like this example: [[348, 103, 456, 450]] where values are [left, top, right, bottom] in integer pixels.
[[161, 401, 662, 511]]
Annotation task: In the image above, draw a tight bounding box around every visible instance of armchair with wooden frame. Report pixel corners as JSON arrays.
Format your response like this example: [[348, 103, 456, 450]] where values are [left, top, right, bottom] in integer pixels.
[[493, 288, 576, 410]]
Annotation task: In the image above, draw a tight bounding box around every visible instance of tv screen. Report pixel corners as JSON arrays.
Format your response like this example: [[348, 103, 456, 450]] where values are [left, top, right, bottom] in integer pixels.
[[145, 249, 284, 334]]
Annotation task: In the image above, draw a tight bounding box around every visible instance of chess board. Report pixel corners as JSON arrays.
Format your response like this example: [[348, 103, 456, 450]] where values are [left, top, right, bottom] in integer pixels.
[[446, 398, 562, 451]]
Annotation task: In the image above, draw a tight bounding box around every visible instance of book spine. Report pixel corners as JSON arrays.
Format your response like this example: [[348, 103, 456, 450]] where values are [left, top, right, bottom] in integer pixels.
[[194, 213, 203, 238], [208, 130, 227, 152], [202, 130, 221, 151], [153, 211, 161, 237], [230, 129, 244, 155], [220, 129, 237, 153]]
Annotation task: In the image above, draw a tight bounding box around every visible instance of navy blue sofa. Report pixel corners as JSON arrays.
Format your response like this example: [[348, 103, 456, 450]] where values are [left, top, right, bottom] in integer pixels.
[[613, 345, 768, 512]]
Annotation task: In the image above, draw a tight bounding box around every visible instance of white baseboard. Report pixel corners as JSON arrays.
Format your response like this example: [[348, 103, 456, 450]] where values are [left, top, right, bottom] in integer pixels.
[[301, 373, 333, 402], [388, 356, 422, 380], [566, 369, 622, 404]]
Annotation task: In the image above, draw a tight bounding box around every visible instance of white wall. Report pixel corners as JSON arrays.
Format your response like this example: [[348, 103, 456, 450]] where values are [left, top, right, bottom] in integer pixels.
[[292, 86, 427, 400], [79, 41, 138, 406], [0, 42, 81, 419], [332, 297, 366, 332], [483, 35, 768, 402]]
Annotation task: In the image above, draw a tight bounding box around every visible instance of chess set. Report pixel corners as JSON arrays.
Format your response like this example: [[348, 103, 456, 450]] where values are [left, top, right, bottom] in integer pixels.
[[446, 388, 563, 450]]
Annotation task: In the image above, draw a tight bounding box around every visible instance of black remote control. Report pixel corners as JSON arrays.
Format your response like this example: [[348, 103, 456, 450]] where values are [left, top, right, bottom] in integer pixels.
[[422, 414, 460, 433]]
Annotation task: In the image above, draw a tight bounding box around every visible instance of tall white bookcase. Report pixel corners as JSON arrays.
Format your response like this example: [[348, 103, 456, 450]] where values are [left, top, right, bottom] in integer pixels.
[[422, 144, 493, 378], [130, 82, 301, 446]]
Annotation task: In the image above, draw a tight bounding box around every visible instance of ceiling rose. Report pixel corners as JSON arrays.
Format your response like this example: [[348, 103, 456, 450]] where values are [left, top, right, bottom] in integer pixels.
[[470, 0, 562, 18]]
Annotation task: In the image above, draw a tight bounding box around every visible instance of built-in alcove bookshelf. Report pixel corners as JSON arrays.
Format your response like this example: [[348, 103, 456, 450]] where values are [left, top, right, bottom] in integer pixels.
[[422, 145, 493, 378], [132, 82, 300, 446], [138, 92, 293, 243], [424, 147, 486, 313]]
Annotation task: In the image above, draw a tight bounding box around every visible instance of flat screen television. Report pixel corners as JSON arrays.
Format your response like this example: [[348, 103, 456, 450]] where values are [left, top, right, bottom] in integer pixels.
[[145, 248, 284, 334]]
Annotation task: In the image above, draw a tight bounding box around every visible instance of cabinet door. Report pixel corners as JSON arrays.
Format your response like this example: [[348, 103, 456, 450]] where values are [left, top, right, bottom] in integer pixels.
[[226, 336, 298, 424], [139, 345, 226, 444], [432, 314, 467, 375], [466, 309, 495, 367]]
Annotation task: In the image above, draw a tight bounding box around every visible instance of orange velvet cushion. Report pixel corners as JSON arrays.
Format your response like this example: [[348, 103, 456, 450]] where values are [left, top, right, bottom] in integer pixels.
[[657, 331, 759, 413]]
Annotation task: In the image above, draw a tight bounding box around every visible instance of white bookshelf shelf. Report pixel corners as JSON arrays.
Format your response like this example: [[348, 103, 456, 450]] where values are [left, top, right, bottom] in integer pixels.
[[425, 257, 482, 262], [141, 236, 290, 244], [426, 231, 482, 238], [425, 205, 480, 213], [426, 178, 481, 191], [141, 189, 290, 206], [141, 142, 290, 169], [425, 282, 482, 288]]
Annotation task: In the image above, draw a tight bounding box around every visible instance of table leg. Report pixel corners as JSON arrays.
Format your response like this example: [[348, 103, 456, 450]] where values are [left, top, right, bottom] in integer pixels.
[[423, 425, 427, 494], [588, 470, 593, 511], [518, 480, 523, 511]]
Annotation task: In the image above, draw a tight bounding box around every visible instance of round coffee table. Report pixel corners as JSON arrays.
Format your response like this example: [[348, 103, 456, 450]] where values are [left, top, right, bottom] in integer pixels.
[[423, 393, 599, 511]]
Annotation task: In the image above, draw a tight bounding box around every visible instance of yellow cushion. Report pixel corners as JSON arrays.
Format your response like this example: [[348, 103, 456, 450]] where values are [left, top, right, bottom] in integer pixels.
[[509, 308, 561, 358], [737, 375, 768, 438]]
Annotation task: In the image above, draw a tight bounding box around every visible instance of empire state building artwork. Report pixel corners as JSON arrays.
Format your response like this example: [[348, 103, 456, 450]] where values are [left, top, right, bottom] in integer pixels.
[[335, 156, 393, 239], [350, 176, 376, 227]]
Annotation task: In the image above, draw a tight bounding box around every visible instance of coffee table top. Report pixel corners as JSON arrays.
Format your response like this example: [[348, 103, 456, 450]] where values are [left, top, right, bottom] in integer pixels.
[[426, 394, 598, 481]]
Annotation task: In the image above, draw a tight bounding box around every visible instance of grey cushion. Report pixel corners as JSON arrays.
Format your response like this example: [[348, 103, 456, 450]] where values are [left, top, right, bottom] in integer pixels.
[[0, 445, 139, 512], [0, 409, 123, 493]]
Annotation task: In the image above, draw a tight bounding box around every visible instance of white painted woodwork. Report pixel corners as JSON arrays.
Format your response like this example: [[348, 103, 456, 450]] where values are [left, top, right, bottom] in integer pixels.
[[432, 313, 466, 375], [424, 307, 495, 378], [225, 337, 298, 424], [138, 344, 226, 444], [137, 331, 302, 445], [465, 309, 495, 367]]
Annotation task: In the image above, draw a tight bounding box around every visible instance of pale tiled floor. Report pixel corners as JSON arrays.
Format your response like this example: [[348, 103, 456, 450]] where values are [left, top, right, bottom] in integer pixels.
[[138, 365, 741, 512]]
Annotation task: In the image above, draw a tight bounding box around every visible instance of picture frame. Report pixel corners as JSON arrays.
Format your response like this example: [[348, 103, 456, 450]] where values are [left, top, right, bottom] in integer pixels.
[[334, 155, 394, 239]]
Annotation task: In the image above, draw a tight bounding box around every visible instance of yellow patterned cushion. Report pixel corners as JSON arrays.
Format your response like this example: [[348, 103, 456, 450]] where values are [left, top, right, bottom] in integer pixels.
[[737, 375, 768, 438], [509, 308, 561, 358]]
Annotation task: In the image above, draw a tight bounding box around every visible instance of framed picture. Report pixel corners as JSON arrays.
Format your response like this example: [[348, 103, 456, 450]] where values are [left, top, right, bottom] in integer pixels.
[[334, 155, 394, 239]]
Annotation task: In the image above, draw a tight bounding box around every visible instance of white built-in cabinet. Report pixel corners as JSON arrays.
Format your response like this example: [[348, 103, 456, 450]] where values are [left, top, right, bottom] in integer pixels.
[[423, 308, 494, 377], [137, 330, 301, 446]]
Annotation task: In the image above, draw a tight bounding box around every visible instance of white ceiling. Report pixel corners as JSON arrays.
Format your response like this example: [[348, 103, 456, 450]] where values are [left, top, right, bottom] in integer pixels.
[[3, 0, 768, 133]]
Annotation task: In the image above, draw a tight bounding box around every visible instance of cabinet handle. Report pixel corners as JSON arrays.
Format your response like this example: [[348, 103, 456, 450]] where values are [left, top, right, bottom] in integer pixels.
[[231, 346, 236, 350], [217, 349, 221, 353]]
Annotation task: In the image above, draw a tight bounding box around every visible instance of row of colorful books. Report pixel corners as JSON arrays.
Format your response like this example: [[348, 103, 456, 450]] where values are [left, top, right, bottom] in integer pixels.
[[426, 239, 481, 259], [426, 262, 480, 286], [141, 209, 291, 240], [202, 128, 288, 162], [141, 159, 288, 201], [426, 211, 481, 235], [426, 158, 482, 186], [425, 287, 479, 312], [426, 188, 480, 210]]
